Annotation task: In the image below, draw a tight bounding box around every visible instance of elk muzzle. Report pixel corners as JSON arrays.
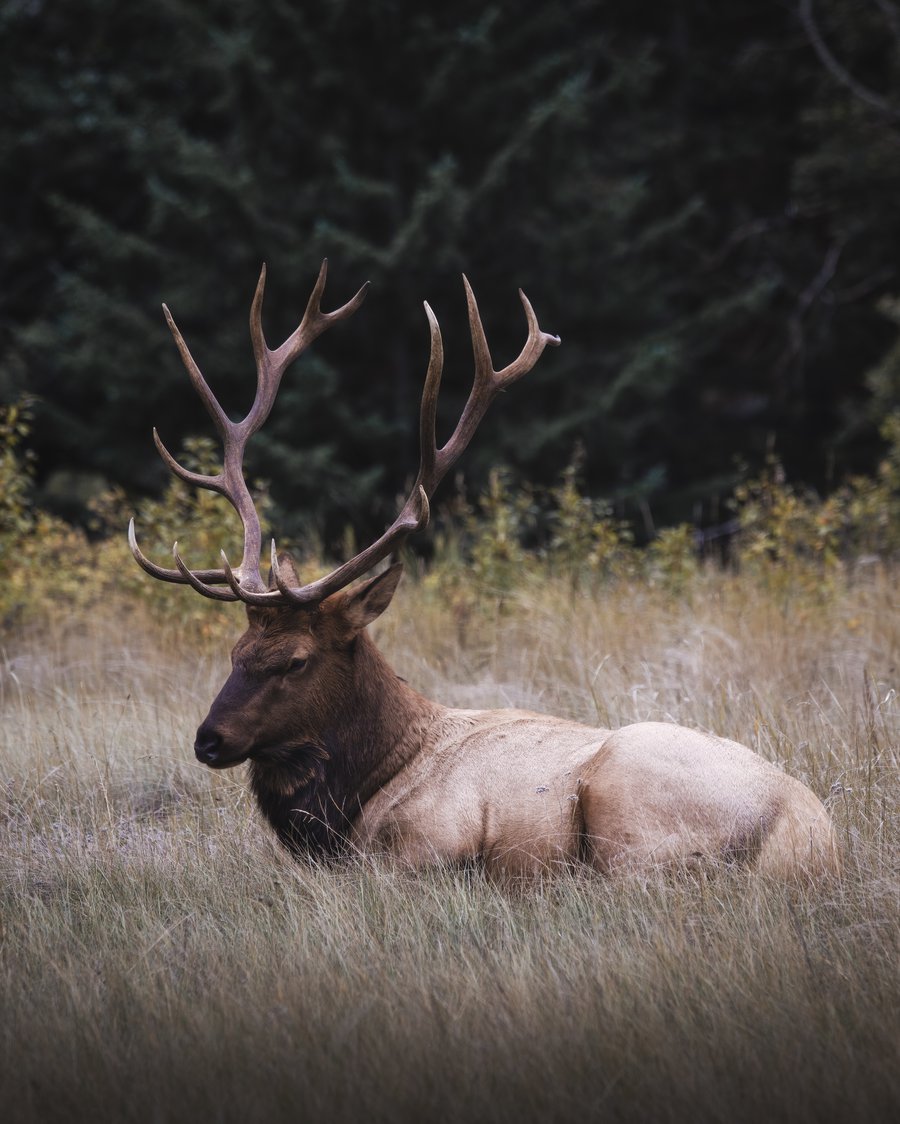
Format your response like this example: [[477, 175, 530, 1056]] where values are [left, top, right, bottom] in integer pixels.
[[194, 668, 260, 768], [194, 720, 251, 768]]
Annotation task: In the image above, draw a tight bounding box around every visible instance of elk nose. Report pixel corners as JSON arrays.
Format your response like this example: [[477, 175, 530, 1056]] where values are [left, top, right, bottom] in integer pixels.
[[194, 724, 222, 765]]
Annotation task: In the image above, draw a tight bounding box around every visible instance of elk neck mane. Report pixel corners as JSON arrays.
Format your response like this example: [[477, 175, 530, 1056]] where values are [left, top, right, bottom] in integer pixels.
[[248, 625, 442, 857]]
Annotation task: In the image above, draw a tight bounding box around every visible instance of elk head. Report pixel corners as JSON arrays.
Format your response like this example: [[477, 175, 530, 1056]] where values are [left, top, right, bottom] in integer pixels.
[[130, 261, 560, 780], [192, 559, 404, 775]]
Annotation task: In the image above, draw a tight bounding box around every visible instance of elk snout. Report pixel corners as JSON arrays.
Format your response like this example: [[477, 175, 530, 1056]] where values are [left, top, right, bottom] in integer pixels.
[[194, 721, 249, 768], [194, 669, 257, 768], [194, 722, 223, 765]]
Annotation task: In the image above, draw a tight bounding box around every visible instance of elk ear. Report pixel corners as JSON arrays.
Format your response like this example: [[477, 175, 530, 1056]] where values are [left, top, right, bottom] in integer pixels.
[[267, 551, 301, 591], [341, 562, 404, 634]]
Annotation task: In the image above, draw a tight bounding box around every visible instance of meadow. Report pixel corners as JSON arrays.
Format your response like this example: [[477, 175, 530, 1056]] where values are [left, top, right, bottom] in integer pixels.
[[1, 544, 897, 1123]]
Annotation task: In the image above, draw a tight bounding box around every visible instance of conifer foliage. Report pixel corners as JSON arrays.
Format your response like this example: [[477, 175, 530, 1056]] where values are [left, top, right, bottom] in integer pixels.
[[2, 0, 899, 542]]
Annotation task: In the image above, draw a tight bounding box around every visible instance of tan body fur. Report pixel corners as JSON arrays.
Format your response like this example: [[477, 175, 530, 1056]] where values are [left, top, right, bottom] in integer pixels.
[[355, 706, 835, 878]]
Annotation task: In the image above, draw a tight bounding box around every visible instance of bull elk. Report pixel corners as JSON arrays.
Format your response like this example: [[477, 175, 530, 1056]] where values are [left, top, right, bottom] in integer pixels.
[[130, 261, 838, 879]]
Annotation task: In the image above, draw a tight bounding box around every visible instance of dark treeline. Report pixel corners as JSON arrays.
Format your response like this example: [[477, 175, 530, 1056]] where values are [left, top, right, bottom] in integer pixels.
[[2, 0, 899, 545]]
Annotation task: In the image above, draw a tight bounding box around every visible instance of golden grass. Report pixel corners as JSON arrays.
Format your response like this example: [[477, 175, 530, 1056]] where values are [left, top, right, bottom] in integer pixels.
[[1, 563, 898, 1123]]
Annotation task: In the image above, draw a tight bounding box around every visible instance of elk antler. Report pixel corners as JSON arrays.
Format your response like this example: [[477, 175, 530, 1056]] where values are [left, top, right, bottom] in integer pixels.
[[129, 263, 560, 607]]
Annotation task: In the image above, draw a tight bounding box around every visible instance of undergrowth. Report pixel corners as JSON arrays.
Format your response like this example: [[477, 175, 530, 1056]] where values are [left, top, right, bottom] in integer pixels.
[[3, 398, 900, 637]]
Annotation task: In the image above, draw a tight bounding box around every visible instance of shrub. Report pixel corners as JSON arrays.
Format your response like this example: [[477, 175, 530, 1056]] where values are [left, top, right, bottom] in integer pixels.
[[2, 405, 899, 636]]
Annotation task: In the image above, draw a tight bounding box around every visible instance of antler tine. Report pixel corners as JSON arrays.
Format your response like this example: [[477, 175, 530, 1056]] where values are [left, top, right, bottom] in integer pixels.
[[432, 277, 560, 487], [152, 428, 228, 494], [277, 259, 370, 364], [248, 260, 370, 440], [128, 518, 233, 587], [497, 288, 558, 387], [172, 542, 241, 602], [416, 301, 444, 491], [163, 304, 232, 441]]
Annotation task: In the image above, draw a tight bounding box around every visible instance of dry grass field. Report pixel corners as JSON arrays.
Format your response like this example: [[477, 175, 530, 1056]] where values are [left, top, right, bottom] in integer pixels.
[[1, 562, 898, 1123]]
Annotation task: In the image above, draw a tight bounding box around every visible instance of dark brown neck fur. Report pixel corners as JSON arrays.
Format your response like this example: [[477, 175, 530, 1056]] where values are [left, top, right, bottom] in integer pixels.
[[248, 631, 441, 858]]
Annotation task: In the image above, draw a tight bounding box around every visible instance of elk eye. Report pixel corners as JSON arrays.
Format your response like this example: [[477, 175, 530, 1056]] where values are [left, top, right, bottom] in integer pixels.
[[288, 657, 308, 673]]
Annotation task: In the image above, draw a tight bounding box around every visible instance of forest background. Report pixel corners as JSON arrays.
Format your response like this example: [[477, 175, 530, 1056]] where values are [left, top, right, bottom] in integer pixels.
[[3, 0, 900, 552]]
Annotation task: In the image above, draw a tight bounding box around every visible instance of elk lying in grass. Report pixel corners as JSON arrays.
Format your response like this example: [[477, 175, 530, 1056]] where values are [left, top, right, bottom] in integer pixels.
[[130, 262, 838, 879]]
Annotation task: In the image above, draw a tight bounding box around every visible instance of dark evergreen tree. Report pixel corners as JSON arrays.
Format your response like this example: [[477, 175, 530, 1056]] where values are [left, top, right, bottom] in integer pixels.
[[1, 0, 898, 543]]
